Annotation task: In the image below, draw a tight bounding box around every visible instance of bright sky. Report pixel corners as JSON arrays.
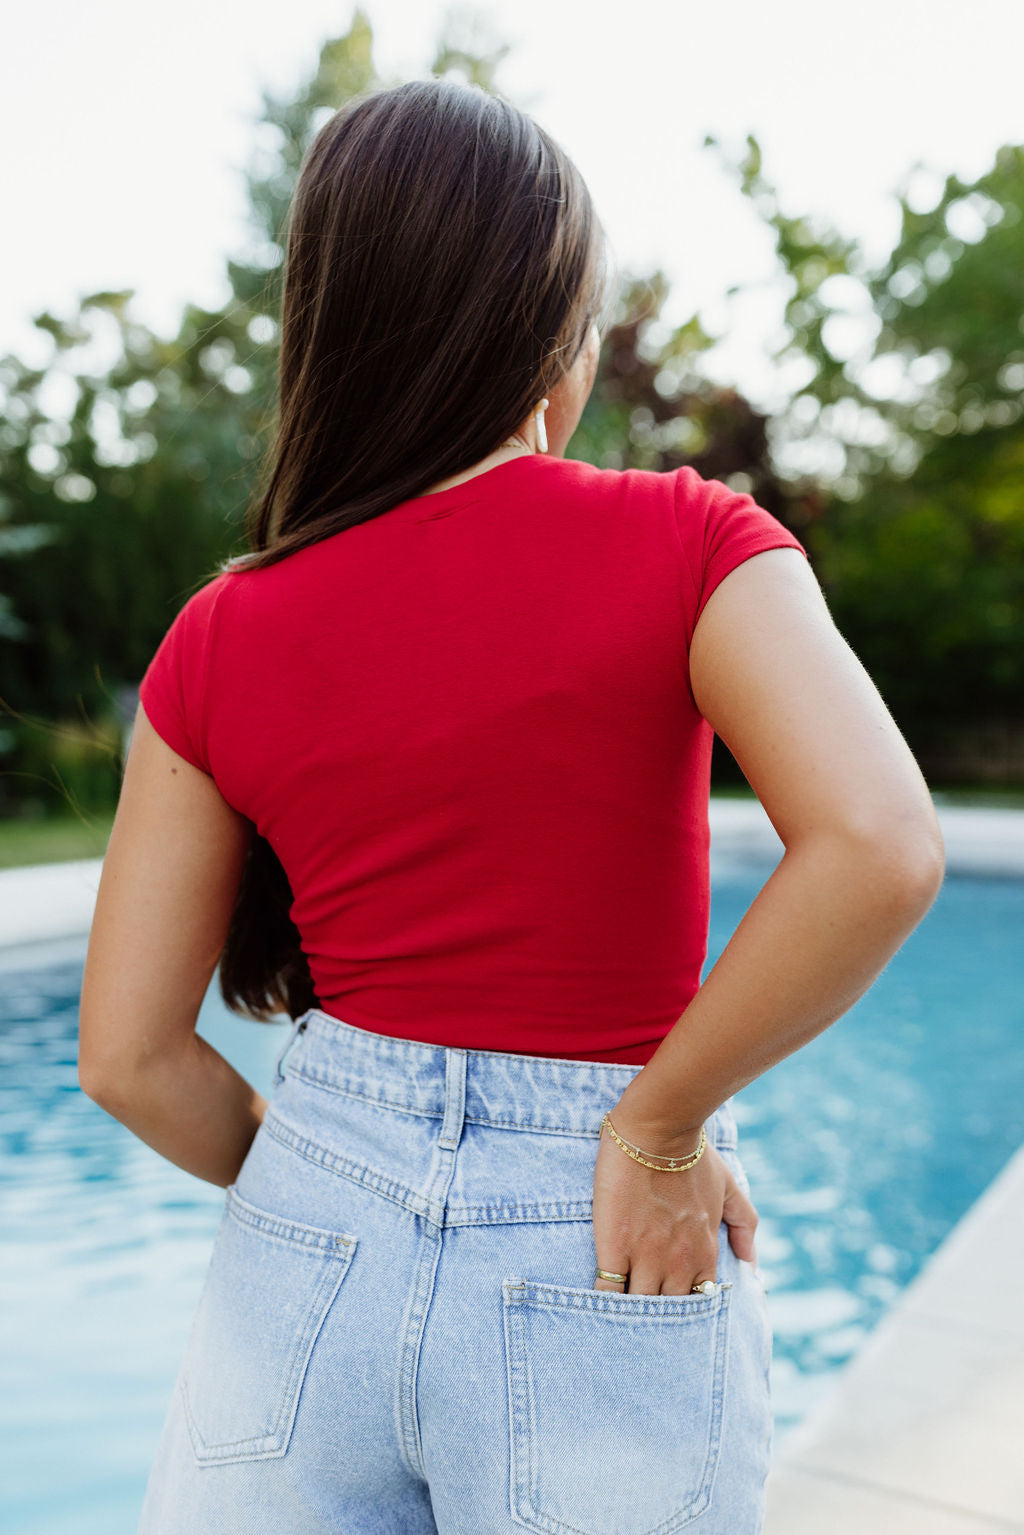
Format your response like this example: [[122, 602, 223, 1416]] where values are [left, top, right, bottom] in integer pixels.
[[3, 0, 1022, 413]]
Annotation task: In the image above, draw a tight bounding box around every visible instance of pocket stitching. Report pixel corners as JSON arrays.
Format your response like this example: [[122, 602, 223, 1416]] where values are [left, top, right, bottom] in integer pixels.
[[503, 1279, 732, 1534], [225, 1182, 357, 1253], [179, 1189, 358, 1464], [507, 1279, 733, 1318]]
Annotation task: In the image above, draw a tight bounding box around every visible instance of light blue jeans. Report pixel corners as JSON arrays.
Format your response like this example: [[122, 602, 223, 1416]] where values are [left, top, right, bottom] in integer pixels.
[[137, 1007, 773, 1534]]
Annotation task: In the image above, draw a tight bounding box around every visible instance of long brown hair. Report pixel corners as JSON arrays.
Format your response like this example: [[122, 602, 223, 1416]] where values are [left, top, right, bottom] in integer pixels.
[[216, 75, 613, 1022]]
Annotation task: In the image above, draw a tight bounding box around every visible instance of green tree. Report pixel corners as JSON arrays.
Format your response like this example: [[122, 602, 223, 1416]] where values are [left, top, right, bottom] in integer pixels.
[[0, 7, 829, 820], [0, 10, 384, 816], [574, 268, 823, 537], [709, 134, 1024, 756]]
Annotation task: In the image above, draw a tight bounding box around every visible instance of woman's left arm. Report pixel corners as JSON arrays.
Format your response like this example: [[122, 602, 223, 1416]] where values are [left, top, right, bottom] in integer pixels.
[[78, 701, 264, 1188]]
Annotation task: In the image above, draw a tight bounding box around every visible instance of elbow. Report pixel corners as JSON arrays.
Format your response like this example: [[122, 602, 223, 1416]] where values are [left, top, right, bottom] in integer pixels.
[[894, 841, 945, 916], [78, 1052, 139, 1108], [77, 1057, 116, 1106], [849, 817, 946, 914], [790, 812, 946, 916], [78, 1030, 191, 1106]]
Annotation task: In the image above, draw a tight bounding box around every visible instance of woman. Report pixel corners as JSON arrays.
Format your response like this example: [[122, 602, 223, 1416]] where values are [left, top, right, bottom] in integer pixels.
[[79, 77, 944, 1535]]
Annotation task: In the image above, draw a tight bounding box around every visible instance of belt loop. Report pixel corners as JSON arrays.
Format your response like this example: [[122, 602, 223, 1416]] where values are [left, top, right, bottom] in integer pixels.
[[272, 1010, 311, 1088], [438, 1047, 467, 1150]]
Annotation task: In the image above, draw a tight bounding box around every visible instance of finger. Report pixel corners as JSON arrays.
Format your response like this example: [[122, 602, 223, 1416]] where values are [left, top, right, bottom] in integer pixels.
[[723, 1177, 760, 1265], [662, 1243, 719, 1296], [622, 1263, 662, 1296], [593, 1254, 631, 1292]]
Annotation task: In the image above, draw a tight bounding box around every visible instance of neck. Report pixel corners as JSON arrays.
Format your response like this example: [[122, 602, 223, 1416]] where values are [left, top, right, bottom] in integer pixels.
[[419, 436, 536, 498]]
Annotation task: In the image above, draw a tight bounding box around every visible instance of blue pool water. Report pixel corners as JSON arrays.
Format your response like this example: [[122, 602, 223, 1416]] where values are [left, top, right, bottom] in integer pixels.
[[1, 864, 1022, 1533]]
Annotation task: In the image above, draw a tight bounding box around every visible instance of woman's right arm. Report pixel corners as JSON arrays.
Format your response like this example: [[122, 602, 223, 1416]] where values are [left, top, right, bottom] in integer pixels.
[[593, 545, 945, 1294]]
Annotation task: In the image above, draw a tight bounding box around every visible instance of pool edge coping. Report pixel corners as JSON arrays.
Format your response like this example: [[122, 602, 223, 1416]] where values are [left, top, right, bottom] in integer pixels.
[[3, 799, 1024, 952]]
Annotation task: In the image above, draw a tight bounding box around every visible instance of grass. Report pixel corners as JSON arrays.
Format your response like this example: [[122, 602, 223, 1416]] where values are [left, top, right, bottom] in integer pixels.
[[0, 812, 115, 870]]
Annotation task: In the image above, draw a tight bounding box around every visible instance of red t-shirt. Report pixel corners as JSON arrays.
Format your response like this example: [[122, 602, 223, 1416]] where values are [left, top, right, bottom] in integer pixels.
[[139, 453, 808, 1063]]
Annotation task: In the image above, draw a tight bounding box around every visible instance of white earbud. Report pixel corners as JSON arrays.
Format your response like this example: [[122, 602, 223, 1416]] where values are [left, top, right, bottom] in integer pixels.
[[534, 398, 549, 454]]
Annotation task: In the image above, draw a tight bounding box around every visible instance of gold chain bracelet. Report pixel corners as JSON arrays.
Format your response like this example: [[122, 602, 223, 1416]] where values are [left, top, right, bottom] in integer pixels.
[[601, 1112, 707, 1171]]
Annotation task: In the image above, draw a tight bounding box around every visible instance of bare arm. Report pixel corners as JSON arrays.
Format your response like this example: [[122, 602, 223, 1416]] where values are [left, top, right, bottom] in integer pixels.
[[77, 702, 266, 1188], [591, 545, 945, 1295], [615, 544, 945, 1146]]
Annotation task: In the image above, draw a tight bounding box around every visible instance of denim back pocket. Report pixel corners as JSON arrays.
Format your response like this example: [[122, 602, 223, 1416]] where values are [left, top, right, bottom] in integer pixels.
[[179, 1183, 357, 1466], [503, 1277, 732, 1535]]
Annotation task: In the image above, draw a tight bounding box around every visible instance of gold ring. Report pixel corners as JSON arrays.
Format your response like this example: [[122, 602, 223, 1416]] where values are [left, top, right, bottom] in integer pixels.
[[690, 1280, 717, 1295], [595, 1268, 629, 1284]]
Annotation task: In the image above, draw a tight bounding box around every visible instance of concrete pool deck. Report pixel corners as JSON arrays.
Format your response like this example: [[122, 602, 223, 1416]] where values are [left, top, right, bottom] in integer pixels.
[[2, 794, 1023, 1529], [764, 1139, 1024, 1532]]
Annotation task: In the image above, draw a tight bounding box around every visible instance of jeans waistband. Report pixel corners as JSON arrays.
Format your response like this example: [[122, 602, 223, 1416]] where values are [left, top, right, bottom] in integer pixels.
[[275, 1006, 738, 1150]]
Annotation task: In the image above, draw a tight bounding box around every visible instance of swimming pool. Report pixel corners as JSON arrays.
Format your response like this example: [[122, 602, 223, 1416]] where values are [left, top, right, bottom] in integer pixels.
[[1, 864, 1022, 1533]]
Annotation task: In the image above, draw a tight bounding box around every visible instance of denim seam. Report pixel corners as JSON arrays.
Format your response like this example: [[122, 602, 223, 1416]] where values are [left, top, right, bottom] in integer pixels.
[[505, 1285, 730, 1320], [503, 1281, 732, 1530], [262, 1110, 430, 1220], [262, 1110, 630, 1225], [180, 1252, 352, 1462], [288, 1065, 736, 1148], [698, 1272, 733, 1521], [226, 1185, 356, 1252]]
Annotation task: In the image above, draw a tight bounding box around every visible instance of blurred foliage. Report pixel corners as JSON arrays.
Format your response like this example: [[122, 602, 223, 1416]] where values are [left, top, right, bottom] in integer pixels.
[[0, 9, 383, 816], [574, 268, 824, 540], [708, 133, 1024, 737], [2, 8, 1023, 826], [0, 7, 816, 818], [15, 714, 122, 819]]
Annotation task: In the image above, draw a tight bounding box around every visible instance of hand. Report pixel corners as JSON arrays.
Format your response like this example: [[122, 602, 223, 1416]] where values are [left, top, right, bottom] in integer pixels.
[[592, 1110, 759, 1295]]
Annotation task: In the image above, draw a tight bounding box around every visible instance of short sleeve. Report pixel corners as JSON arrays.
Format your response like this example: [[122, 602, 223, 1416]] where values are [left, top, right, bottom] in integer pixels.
[[138, 574, 231, 774], [672, 466, 810, 649]]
